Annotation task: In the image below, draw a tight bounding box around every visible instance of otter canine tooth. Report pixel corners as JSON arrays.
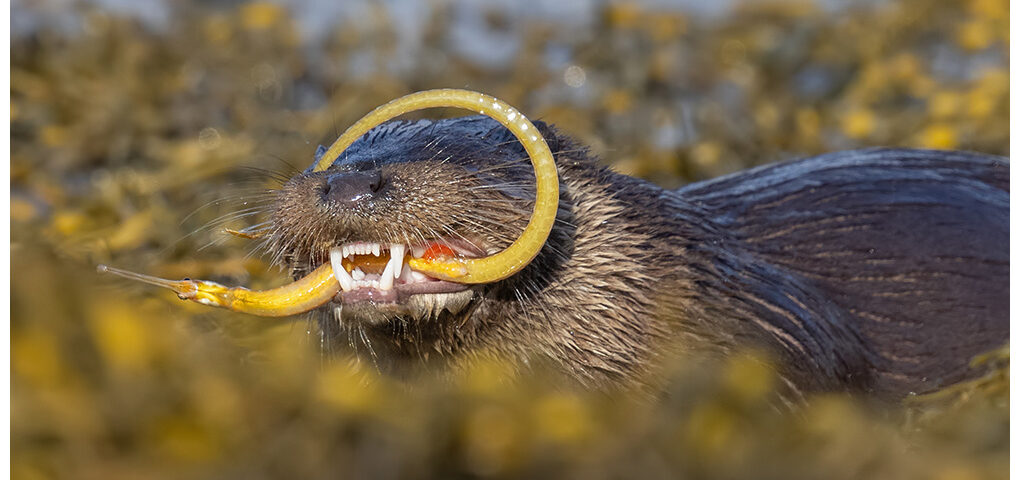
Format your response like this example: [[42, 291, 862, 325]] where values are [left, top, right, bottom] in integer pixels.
[[329, 248, 355, 292], [389, 244, 406, 279], [379, 262, 395, 290]]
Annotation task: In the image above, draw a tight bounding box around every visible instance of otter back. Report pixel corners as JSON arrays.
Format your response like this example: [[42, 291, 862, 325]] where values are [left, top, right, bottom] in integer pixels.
[[677, 148, 1008, 397]]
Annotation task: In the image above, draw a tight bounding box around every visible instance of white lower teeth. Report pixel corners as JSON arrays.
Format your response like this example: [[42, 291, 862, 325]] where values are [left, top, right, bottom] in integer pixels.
[[352, 268, 365, 281], [379, 244, 404, 290], [379, 263, 394, 290]]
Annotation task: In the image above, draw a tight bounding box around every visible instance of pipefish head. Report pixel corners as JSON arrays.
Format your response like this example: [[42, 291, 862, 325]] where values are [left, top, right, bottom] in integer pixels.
[[97, 264, 227, 307]]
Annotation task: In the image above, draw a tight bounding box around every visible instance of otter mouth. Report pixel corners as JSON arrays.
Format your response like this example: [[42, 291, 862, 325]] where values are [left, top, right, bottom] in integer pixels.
[[327, 239, 483, 305]]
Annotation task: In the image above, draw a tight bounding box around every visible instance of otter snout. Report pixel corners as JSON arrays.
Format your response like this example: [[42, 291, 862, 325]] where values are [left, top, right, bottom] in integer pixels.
[[322, 170, 384, 207]]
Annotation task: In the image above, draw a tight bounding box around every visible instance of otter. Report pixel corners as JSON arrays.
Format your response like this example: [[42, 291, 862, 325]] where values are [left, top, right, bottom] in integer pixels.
[[260, 114, 1008, 399]]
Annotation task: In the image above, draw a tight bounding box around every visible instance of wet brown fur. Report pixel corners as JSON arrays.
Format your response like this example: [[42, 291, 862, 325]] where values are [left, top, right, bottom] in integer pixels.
[[262, 116, 1009, 399]]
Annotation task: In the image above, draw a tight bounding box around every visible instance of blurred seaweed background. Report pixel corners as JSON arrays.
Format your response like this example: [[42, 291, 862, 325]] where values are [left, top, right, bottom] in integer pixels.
[[11, 0, 1009, 478]]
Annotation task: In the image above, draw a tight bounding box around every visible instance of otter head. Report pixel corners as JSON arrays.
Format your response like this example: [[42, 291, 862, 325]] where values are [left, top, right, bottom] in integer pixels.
[[267, 116, 564, 346]]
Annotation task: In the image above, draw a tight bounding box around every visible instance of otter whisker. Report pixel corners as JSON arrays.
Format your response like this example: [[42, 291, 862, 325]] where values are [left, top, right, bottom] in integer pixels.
[[358, 323, 379, 366], [423, 144, 450, 163], [253, 154, 303, 178], [462, 183, 539, 191], [238, 166, 295, 184], [449, 218, 518, 245], [192, 210, 276, 247], [178, 190, 277, 227], [452, 156, 534, 175]]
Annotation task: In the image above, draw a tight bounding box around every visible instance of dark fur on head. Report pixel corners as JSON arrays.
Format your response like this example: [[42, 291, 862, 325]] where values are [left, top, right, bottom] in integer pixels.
[[263, 115, 1009, 398]]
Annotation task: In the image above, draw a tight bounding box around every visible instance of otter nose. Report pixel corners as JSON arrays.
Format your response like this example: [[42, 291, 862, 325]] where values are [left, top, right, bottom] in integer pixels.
[[322, 170, 383, 205]]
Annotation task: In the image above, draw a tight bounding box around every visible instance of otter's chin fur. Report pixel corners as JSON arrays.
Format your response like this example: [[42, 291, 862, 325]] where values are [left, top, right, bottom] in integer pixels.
[[263, 115, 1009, 399]]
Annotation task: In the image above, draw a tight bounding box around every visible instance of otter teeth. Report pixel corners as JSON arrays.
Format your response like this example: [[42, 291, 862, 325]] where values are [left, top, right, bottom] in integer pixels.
[[331, 242, 409, 292], [388, 244, 405, 279], [379, 264, 394, 290], [329, 247, 355, 292], [379, 244, 404, 290]]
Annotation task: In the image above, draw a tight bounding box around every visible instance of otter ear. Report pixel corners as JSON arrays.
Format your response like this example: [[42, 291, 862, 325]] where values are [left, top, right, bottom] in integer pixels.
[[314, 144, 328, 162], [304, 145, 330, 173]]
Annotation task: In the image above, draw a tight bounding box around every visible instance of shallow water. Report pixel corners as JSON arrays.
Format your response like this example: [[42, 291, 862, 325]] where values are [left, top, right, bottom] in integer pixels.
[[11, 1, 1008, 478]]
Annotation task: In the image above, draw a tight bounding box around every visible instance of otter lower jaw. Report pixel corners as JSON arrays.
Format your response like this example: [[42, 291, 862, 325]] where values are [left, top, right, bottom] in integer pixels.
[[336, 281, 471, 304], [330, 290, 476, 327]]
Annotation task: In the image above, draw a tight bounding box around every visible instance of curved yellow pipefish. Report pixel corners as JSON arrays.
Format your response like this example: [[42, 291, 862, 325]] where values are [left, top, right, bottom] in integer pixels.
[[313, 89, 560, 284], [97, 263, 339, 317], [98, 89, 559, 316]]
